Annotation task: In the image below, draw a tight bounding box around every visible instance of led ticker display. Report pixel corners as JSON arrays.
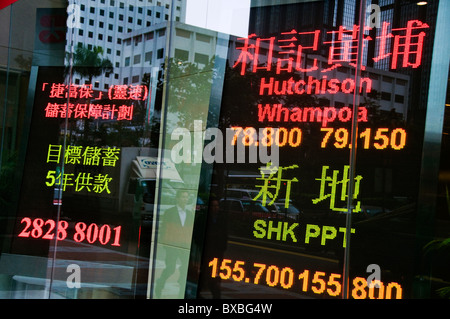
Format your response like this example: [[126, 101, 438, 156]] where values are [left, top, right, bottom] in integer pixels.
[[46, 144, 121, 166], [45, 102, 134, 121], [45, 170, 114, 193], [42, 82, 148, 100], [258, 76, 372, 96], [231, 126, 303, 148], [250, 162, 363, 213], [195, 1, 436, 300], [233, 20, 428, 76], [11, 65, 146, 263], [257, 105, 368, 126], [41, 82, 147, 120], [17, 217, 122, 247], [208, 258, 402, 299], [223, 19, 427, 155], [253, 220, 356, 248], [45, 144, 120, 194], [320, 127, 407, 150], [229, 126, 407, 150]]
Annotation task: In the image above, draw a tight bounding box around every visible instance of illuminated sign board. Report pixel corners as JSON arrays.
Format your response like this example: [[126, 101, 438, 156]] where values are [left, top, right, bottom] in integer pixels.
[[11, 66, 149, 257], [232, 20, 428, 75], [17, 217, 122, 247], [222, 19, 426, 211], [41, 82, 146, 120], [195, 2, 434, 300], [45, 144, 120, 194], [207, 257, 402, 299]]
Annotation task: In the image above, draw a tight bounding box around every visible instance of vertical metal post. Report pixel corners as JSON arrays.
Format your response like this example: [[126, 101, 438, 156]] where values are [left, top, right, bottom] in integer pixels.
[[48, 1, 77, 299], [342, 0, 366, 299], [147, 0, 177, 299]]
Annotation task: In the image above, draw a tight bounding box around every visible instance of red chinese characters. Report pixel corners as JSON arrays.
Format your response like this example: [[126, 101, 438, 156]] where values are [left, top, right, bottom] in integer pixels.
[[374, 20, 428, 69], [232, 20, 429, 75], [44, 102, 134, 120], [43, 82, 148, 101], [108, 84, 148, 101], [323, 25, 372, 72], [42, 82, 149, 121]]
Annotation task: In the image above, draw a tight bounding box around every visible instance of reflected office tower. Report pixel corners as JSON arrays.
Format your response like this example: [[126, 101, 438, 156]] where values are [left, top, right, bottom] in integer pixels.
[[391, 0, 439, 123], [249, 0, 364, 53], [119, 21, 219, 87], [367, 0, 439, 124], [368, 0, 395, 70], [65, 0, 187, 88], [65, 0, 218, 90]]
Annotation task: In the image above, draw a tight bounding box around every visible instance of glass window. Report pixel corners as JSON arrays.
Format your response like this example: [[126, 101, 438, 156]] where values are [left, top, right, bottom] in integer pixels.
[[157, 48, 164, 59], [0, 0, 448, 303], [174, 49, 188, 61], [145, 51, 152, 63]]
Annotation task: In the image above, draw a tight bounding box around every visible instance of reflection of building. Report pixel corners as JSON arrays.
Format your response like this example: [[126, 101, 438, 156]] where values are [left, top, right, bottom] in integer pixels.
[[66, 1, 218, 88], [65, 0, 186, 87], [303, 58, 410, 119], [119, 22, 219, 85]]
